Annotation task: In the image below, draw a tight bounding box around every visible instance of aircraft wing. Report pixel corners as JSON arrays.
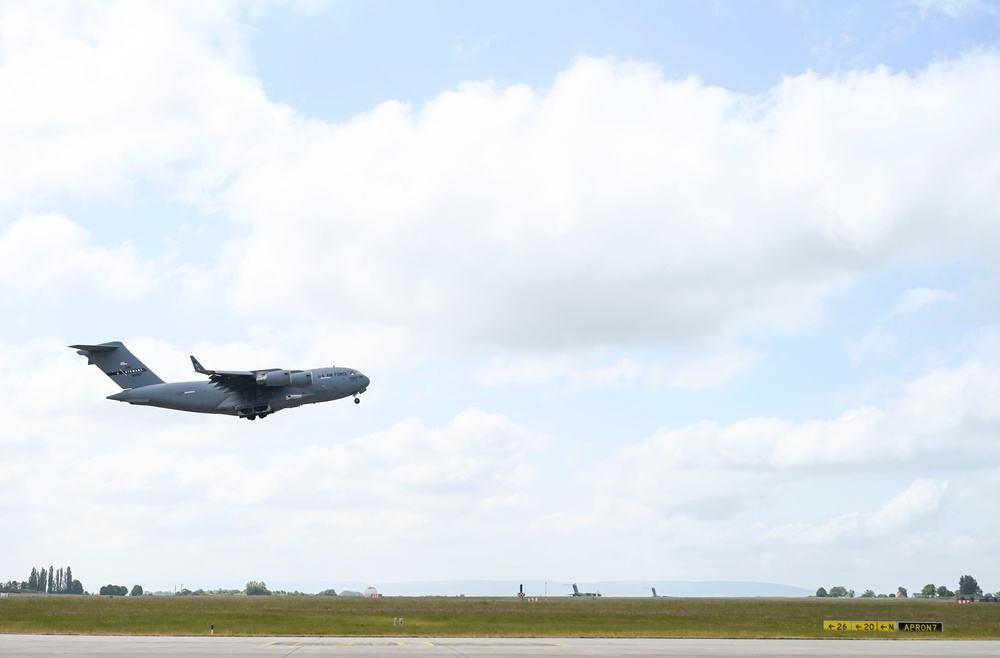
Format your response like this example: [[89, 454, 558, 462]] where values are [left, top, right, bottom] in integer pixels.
[[190, 355, 299, 395], [191, 355, 267, 393]]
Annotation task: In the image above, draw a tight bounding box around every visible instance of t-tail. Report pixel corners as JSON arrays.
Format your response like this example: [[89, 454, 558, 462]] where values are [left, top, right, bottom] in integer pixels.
[[70, 341, 164, 389]]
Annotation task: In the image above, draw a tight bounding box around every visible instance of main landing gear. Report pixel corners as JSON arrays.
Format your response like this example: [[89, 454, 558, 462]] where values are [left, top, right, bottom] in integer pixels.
[[238, 404, 273, 420], [354, 395, 361, 404]]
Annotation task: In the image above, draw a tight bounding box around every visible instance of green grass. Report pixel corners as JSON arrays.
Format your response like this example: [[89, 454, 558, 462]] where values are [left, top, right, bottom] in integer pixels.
[[1, 595, 999, 638]]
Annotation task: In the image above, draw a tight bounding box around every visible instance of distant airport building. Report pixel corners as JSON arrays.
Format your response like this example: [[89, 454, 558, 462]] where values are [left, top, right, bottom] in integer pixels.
[[364, 586, 381, 598]]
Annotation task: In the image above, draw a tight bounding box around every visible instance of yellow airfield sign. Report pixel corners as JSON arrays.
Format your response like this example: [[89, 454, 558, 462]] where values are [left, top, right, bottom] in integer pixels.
[[824, 620, 942, 633]]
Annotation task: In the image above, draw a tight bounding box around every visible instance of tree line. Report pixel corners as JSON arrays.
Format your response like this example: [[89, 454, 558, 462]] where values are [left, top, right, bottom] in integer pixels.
[[816, 575, 991, 599], [1, 572, 341, 597], [172, 582, 347, 596], [1, 566, 84, 595]]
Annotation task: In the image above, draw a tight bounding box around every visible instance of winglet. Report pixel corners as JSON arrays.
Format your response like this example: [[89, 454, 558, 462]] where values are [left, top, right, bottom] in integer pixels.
[[191, 355, 210, 375]]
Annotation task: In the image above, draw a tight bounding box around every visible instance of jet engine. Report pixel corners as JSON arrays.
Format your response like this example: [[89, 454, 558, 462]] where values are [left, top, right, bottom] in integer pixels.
[[289, 371, 312, 386], [256, 370, 291, 386]]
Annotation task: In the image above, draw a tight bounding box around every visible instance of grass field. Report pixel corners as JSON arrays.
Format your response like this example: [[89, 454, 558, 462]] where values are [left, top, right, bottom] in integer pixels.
[[1, 595, 999, 639]]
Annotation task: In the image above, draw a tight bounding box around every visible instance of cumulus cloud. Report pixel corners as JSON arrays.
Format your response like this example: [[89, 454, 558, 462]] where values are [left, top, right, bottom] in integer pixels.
[[3, 3, 1000, 363], [888, 287, 959, 316], [2, 404, 553, 581], [210, 52, 1000, 360], [909, 0, 993, 18], [0, 0, 288, 208], [473, 348, 758, 390], [764, 478, 949, 544], [584, 359, 1000, 529], [0, 213, 158, 299]]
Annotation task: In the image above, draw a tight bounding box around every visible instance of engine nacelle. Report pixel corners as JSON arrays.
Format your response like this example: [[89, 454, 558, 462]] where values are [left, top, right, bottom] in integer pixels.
[[256, 370, 291, 387], [289, 371, 313, 387]]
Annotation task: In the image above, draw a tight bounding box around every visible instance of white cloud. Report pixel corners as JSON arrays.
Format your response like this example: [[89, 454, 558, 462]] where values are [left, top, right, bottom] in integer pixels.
[[0, 213, 158, 299], [473, 349, 757, 390], [0, 0, 288, 208], [888, 287, 959, 316], [207, 52, 1000, 359], [1, 403, 554, 582], [909, 0, 993, 18], [3, 4, 1000, 362], [584, 359, 999, 531], [665, 349, 760, 390], [866, 478, 948, 533], [764, 478, 949, 544]]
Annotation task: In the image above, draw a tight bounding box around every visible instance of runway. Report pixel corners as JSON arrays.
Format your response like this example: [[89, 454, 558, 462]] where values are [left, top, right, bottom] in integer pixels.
[[2, 636, 1000, 657]]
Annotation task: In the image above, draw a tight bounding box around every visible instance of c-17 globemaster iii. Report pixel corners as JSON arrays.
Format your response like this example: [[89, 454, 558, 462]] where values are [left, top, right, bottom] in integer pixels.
[[72, 341, 369, 420]]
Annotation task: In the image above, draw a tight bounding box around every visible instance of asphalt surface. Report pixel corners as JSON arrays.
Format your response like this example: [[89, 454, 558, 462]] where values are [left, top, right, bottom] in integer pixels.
[[2, 636, 1000, 657]]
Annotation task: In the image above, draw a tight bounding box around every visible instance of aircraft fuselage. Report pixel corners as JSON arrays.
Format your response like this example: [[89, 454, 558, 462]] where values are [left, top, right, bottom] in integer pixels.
[[107, 366, 367, 418]]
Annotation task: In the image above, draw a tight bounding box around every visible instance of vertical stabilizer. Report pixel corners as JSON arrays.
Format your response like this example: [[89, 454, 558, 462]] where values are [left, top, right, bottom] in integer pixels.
[[70, 341, 165, 389]]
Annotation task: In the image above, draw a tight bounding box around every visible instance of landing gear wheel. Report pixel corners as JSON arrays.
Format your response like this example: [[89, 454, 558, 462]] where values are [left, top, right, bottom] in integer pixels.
[[247, 415, 256, 421], [354, 397, 360, 404]]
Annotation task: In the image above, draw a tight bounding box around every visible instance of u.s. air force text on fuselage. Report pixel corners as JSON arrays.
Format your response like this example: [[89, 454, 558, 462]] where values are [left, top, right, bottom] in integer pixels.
[[72, 341, 369, 420]]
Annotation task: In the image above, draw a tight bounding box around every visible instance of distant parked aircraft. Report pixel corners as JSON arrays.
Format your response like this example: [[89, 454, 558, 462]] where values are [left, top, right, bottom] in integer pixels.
[[72, 341, 369, 420], [570, 584, 601, 598]]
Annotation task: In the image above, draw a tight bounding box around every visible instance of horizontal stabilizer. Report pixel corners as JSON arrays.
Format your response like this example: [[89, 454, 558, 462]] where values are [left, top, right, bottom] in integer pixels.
[[69, 343, 119, 353]]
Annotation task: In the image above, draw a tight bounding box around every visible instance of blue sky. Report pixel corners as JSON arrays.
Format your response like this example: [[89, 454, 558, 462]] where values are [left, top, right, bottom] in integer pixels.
[[2, 0, 1000, 597], [248, 0, 1000, 119]]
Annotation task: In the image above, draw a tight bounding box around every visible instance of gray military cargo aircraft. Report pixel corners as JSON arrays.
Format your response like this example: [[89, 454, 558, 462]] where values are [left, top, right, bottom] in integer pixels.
[[72, 341, 369, 420]]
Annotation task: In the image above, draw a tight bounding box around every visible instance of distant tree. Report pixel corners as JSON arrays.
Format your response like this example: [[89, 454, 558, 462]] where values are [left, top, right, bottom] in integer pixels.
[[815, 587, 828, 597], [69, 580, 84, 595], [958, 575, 982, 596], [828, 586, 848, 598], [99, 585, 128, 596], [339, 590, 363, 597], [848, 589, 855, 598], [65, 567, 73, 594], [937, 585, 954, 598], [860, 590, 876, 598], [897, 587, 907, 598], [316, 589, 338, 597], [28, 568, 38, 591], [131, 585, 143, 597], [245, 581, 271, 596], [47, 567, 54, 594], [921, 584, 937, 598]]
